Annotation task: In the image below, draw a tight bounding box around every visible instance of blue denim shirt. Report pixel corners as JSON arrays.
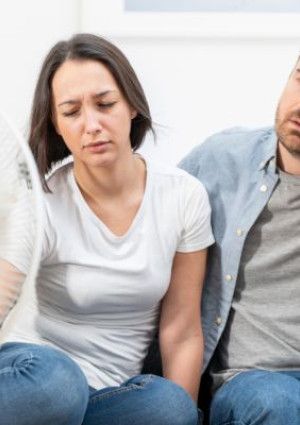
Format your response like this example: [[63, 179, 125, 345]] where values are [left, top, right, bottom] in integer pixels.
[[179, 126, 279, 371]]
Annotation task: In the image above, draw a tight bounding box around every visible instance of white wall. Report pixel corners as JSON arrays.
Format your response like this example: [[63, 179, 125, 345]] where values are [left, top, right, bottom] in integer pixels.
[[114, 38, 298, 164], [0, 0, 80, 131], [1, 0, 300, 164], [81, 1, 300, 163]]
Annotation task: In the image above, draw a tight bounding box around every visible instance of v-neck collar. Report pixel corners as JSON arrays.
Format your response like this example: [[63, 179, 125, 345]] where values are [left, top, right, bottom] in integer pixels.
[[68, 156, 151, 241]]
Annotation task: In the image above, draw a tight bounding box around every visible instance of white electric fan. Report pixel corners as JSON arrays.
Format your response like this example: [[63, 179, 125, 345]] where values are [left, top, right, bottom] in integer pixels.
[[0, 111, 44, 328]]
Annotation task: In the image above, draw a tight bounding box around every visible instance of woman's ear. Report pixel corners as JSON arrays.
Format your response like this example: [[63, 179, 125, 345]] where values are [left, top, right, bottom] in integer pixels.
[[131, 109, 137, 119]]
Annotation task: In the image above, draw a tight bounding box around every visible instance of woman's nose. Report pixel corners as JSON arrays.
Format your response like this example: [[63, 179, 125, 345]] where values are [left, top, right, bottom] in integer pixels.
[[85, 111, 103, 135]]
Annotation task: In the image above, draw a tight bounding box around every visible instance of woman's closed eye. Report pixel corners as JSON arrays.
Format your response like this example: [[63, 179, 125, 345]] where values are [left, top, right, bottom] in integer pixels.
[[97, 101, 116, 110], [62, 102, 116, 117], [62, 110, 79, 117]]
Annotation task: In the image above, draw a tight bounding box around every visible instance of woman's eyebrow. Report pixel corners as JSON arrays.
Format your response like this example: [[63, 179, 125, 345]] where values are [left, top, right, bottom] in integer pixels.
[[93, 90, 118, 99], [58, 99, 79, 107], [58, 90, 118, 107]]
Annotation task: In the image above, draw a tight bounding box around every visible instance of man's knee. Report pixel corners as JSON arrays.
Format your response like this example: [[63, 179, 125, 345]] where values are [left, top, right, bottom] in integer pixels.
[[210, 370, 300, 425]]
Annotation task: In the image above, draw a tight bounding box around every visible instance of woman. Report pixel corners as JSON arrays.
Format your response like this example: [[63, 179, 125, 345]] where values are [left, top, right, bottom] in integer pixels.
[[0, 33, 214, 425]]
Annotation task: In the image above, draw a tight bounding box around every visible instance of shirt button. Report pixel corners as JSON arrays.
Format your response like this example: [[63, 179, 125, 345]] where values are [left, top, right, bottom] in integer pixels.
[[215, 317, 222, 326], [225, 274, 233, 281], [236, 228, 243, 236], [260, 184, 268, 192]]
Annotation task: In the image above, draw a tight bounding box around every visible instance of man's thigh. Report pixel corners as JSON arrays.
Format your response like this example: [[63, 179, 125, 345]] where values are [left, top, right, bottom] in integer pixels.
[[209, 369, 300, 425]]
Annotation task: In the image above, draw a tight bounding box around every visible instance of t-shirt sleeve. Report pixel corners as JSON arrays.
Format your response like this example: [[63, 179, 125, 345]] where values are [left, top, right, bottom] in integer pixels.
[[177, 176, 214, 253]]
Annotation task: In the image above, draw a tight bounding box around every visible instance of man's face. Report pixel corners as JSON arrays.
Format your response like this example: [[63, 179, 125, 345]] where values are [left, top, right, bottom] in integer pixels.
[[275, 59, 300, 157]]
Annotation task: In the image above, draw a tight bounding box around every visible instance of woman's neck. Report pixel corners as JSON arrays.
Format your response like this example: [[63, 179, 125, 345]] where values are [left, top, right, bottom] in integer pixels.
[[73, 153, 146, 202]]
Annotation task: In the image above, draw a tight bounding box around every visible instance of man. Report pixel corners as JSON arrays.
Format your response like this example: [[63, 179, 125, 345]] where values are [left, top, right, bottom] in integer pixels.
[[179, 58, 300, 424]]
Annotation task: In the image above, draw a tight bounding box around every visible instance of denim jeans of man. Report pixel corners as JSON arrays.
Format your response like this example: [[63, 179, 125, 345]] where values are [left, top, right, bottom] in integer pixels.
[[210, 369, 300, 425], [0, 342, 200, 425]]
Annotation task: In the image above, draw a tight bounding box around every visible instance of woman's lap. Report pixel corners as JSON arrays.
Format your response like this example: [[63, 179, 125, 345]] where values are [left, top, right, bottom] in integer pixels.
[[0, 342, 200, 425]]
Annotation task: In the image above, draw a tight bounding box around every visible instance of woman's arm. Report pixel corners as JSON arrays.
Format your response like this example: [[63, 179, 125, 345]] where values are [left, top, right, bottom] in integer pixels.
[[0, 259, 24, 326], [159, 249, 207, 401]]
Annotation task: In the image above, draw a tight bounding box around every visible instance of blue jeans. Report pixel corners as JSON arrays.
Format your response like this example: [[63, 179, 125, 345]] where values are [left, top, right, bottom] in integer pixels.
[[0, 342, 201, 425], [210, 369, 300, 425]]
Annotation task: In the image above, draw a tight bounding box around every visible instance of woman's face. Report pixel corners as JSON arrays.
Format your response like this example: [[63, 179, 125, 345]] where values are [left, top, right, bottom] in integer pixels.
[[51, 59, 136, 168]]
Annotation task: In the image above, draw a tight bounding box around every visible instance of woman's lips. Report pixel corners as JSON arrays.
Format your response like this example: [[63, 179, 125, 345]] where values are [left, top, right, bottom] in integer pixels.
[[83, 141, 110, 152]]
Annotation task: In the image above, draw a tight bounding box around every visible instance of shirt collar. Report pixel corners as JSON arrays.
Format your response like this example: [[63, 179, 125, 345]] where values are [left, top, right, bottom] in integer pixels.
[[257, 128, 277, 172]]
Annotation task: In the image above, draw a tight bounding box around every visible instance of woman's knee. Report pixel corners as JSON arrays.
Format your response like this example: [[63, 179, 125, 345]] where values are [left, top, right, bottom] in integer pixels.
[[0, 343, 89, 425], [129, 374, 199, 425], [36, 344, 89, 423]]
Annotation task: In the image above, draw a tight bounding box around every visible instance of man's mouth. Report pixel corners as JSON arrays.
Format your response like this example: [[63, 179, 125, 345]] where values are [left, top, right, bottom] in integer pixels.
[[288, 116, 300, 130], [290, 117, 300, 124]]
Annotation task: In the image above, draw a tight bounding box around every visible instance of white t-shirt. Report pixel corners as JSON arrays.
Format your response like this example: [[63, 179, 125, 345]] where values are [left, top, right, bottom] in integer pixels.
[[1, 157, 214, 389]]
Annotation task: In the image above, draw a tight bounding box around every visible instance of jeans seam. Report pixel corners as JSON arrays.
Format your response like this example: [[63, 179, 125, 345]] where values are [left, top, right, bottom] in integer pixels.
[[0, 353, 34, 376], [89, 375, 155, 403], [90, 386, 138, 403], [131, 373, 154, 387]]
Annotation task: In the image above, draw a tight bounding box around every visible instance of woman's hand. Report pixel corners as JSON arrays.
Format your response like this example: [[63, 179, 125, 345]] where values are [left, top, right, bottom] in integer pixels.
[[159, 249, 207, 401]]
